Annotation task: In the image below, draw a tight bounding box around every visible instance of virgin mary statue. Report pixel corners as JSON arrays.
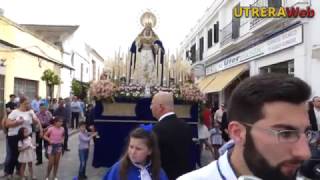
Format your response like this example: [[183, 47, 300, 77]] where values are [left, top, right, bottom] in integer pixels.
[[129, 11, 165, 87]]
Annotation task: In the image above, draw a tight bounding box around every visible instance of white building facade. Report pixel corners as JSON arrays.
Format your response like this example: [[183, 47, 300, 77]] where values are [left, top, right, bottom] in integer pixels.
[[60, 31, 105, 98], [22, 25, 105, 98], [181, 0, 320, 106]]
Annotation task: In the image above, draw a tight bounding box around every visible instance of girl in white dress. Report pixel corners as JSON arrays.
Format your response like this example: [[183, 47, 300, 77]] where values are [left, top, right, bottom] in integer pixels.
[[209, 122, 223, 160], [18, 127, 36, 180]]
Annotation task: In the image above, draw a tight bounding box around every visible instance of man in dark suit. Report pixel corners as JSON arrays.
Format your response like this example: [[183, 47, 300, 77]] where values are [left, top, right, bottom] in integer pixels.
[[151, 91, 193, 180], [309, 96, 320, 131]]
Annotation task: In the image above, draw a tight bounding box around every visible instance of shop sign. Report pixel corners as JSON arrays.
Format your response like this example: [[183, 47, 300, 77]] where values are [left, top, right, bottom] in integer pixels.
[[206, 25, 303, 75]]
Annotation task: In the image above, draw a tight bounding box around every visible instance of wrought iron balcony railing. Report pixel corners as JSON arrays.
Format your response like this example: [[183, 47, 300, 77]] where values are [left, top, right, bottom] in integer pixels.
[[220, 21, 233, 46]]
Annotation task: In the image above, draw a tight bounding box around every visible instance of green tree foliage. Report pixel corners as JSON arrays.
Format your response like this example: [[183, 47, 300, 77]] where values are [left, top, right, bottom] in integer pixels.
[[71, 79, 89, 100], [41, 69, 61, 98]]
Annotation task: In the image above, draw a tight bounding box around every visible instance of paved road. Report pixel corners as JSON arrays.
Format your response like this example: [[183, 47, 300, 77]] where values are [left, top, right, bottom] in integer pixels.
[[0, 130, 214, 180], [0, 130, 107, 180]]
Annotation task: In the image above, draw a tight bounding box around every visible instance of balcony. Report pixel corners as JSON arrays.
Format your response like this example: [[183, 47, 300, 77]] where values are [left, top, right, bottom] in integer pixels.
[[249, 0, 269, 29], [221, 22, 232, 46], [249, 0, 310, 29]]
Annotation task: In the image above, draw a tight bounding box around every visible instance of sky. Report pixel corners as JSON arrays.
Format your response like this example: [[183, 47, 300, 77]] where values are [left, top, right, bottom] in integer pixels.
[[1, 0, 213, 59]]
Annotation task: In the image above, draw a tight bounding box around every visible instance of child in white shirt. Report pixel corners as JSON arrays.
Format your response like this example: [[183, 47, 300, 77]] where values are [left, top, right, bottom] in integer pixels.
[[209, 122, 223, 160]]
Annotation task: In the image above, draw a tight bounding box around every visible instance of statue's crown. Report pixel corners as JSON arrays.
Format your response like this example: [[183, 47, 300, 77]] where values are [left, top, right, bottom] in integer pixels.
[[140, 11, 157, 28]]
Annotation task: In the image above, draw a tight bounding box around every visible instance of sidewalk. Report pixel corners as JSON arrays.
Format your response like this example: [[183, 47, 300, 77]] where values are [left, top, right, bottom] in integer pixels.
[[0, 128, 78, 170]]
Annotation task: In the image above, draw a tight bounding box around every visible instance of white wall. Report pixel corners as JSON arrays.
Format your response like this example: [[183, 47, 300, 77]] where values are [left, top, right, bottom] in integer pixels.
[[60, 36, 75, 98], [96, 60, 104, 80], [59, 28, 105, 98], [88, 54, 104, 81], [60, 66, 73, 98], [310, 57, 320, 97], [309, 0, 320, 97], [73, 52, 90, 82], [220, 0, 238, 27]]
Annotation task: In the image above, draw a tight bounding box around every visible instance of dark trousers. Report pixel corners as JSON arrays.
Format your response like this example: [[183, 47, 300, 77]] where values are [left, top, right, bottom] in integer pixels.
[[36, 131, 48, 163], [7, 135, 19, 175], [71, 112, 80, 128], [4, 136, 11, 174], [78, 149, 89, 177], [63, 124, 69, 150]]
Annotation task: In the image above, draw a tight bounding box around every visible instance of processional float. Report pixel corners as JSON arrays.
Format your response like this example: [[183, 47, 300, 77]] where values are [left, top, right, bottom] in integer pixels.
[[90, 11, 204, 168]]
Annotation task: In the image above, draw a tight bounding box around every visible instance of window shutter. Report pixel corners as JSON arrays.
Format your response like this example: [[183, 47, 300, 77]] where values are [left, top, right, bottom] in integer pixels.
[[200, 37, 204, 61], [208, 29, 213, 48], [191, 44, 196, 63], [214, 22, 219, 43]]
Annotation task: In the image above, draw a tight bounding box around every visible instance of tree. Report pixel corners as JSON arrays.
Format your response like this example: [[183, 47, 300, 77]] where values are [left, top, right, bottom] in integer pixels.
[[71, 79, 89, 100], [41, 69, 61, 99]]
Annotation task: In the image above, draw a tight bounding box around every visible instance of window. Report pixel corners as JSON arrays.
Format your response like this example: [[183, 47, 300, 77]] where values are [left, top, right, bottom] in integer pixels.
[[260, 60, 294, 76], [14, 78, 38, 100], [200, 37, 204, 61], [268, 0, 281, 8], [214, 22, 219, 43], [208, 29, 213, 48], [190, 44, 196, 64]]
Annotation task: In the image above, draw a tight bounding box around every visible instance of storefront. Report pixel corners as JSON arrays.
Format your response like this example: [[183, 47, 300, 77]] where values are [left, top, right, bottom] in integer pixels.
[[201, 64, 249, 106], [260, 60, 294, 75], [199, 24, 306, 105]]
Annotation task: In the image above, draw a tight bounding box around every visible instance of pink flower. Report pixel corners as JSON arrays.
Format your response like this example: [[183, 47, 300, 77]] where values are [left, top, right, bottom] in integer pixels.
[[89, 80, 116, 99]]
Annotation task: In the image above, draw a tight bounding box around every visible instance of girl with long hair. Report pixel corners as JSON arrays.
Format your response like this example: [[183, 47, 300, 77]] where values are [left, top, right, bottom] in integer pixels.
[[17, 127, 36, 179], [43, 117, 65, 180], [103, 125, 168, 180]]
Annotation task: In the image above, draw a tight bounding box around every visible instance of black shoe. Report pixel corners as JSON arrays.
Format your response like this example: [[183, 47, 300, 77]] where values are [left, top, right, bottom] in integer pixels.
[[36, 161, 42, 166], [78, 175, 87, 180]]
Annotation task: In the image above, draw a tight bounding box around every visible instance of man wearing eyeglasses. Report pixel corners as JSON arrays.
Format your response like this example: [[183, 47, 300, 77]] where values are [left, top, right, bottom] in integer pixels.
[[178, 73, 315, 180]]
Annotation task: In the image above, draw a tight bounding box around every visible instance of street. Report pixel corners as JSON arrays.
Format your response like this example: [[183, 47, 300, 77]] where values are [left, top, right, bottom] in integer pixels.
[[0, 130, 107, 180], [0, 129, 214, 180]]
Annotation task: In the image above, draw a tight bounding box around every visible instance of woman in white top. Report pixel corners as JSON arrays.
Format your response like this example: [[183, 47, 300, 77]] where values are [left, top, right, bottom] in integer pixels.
[[5, 96, 43, 177]]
